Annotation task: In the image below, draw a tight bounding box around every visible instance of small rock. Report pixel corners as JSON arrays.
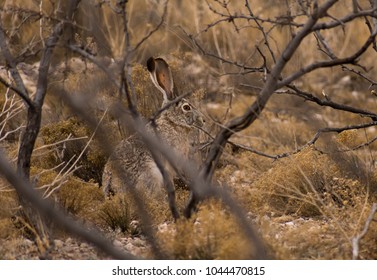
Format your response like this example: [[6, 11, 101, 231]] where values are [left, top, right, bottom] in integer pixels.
[[113, 239, 123, 248], [125, 243, 135, 252], [54, 240, 64, 249]]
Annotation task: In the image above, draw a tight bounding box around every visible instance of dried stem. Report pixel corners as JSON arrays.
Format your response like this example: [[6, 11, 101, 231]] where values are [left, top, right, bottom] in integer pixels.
[[352, 203, 377, 260]]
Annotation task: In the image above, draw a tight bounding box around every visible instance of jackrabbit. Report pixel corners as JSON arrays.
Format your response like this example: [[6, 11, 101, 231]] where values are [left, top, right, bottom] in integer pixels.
[[102, 57, 205, 218]]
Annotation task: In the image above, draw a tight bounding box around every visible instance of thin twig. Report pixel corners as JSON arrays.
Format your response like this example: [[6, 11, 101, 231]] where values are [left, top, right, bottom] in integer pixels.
[[352, 203, 377, 260], [282, 85, 377, 121]]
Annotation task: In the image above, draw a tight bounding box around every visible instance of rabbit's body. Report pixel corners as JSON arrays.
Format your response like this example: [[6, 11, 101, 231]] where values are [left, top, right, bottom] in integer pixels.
[[102, 57, 204, 218], [102, 100, 201, 196], [102, 133, 165, 196]]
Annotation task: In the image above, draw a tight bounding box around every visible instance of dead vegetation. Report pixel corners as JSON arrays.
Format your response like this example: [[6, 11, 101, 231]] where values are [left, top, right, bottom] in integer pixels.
[[1, 0, 377, 260]]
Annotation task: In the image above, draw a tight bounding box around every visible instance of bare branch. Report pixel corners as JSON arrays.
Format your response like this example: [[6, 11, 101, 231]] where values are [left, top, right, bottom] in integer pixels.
[[312, 8, 377, 31], [33, 135, 88, 152], [352, 203, 377, 260], [278, 29, 377, 88], [68, 44, 122, 89], [131, 0, 169, 52], [0, 74, 34, 108], [231, 121, 377, 160], [342, 66, 377, 87], [281, 85, 377, 121], [187, 29, 265, 73], [33, 26, 64, 107], [0, 25, 34, 108], [298, 121, 377, 150], [245, 0, 277, 64], [201, 0, 339, 180]]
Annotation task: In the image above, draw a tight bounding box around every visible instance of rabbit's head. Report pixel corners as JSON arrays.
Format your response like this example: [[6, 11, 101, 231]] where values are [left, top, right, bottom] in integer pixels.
[[147, 57, 205, 128]]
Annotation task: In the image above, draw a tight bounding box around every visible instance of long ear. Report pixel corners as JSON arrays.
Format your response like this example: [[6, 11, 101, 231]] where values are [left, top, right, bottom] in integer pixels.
[[147, 57, 174, 102]]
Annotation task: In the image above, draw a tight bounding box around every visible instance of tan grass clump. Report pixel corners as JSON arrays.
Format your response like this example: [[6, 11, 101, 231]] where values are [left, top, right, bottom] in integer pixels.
[[157, 200, 253, 260], [38, 117, 107, 184], [335, 129, 377, 151], [99, 194, 131, 233], [57, 179, 104, 218], [99, 185, 190, 233], [247, 147, 367, 217], [31, 167, 104, 218]]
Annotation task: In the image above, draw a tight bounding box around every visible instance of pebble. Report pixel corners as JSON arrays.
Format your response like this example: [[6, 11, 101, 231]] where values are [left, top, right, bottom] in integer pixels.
[[54, 239, 64, 248], [113, 239, 123, 248]]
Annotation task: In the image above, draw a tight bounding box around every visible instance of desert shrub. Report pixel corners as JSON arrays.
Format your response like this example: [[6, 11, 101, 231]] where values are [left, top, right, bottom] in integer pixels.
[[31, 167, 104, 218], [246, 147, 367, 217], [99, 194, 131, 233], [336, 130, 358, 148], [101, 187, 190, 231], [39, 117, 107, 184], [57, 179, 104, 218], [157, 200, 253, 260]]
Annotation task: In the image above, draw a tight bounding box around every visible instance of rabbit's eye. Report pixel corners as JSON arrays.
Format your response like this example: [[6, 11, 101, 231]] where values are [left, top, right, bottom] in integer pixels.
[[182, 103, 192, 111]]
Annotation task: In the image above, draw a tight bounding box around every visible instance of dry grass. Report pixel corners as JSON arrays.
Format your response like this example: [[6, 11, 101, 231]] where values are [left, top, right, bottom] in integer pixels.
[[99, 194, 131, 233], [1, 0, 377, 259], [0, 179, 19, 240], [157, 200, 254, 260]]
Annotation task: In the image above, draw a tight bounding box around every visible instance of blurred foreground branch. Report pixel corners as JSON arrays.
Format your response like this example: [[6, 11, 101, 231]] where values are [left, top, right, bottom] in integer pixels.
[[0, 150, 137, 259]]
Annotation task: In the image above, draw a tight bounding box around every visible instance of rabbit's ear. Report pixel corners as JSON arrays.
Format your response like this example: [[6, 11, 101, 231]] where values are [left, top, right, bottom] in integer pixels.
[[147, 57, 174, 101]]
